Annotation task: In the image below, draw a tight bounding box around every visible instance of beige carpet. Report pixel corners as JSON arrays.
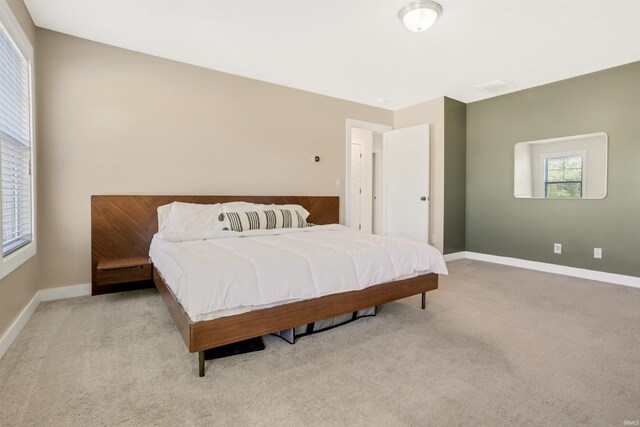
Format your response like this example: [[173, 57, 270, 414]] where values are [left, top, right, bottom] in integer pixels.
[[1, 260, 639, 426]]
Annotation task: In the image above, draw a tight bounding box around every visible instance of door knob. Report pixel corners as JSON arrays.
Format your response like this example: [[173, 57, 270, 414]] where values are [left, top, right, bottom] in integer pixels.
[[420, 196, 427, 201]]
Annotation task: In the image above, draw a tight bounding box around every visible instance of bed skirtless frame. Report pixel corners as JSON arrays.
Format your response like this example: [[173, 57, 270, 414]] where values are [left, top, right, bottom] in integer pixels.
[[91, 195, 439, 377]]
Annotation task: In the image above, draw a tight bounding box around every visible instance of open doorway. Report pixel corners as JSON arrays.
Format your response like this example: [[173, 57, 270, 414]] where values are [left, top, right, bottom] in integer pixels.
[[345, 120, 392, 234], [372, 131, 383, 234], [347, 121, 431, 244]]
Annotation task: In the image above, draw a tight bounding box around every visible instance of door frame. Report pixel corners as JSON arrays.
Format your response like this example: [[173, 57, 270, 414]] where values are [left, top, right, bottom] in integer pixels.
[[345, 119, 392, 229], [372, 148, 383, 234]]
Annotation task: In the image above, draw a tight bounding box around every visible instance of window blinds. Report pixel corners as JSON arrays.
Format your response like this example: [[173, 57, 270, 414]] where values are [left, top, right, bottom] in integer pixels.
[[0, 22, 32, 255]]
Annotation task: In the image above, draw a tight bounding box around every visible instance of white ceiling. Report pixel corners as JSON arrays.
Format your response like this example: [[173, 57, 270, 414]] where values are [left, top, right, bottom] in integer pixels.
[[24, 0, 640, 110]]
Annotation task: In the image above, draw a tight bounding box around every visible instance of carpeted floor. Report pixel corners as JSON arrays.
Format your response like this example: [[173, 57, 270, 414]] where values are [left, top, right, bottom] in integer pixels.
[[1, 260, 639, 426]]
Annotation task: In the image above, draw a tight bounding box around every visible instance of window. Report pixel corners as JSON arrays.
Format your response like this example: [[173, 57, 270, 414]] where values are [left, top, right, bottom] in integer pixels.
[[544, 155, 583, 199], [0, 2, 35, 278]]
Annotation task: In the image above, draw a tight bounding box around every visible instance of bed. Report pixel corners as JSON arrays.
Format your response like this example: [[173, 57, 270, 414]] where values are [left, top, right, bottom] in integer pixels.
[[91, 195, 447, 377]]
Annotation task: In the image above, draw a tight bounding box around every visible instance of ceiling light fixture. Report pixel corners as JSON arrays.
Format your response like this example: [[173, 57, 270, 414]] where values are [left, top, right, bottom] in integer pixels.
[[398, 1, 442, 32]]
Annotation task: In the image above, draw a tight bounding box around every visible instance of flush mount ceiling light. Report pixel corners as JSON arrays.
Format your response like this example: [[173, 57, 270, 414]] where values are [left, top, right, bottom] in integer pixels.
[[398, 0, 442, 32]]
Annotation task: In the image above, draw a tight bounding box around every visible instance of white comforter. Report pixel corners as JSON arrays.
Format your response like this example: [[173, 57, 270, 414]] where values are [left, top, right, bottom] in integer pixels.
[[149, 225, 448, 322]]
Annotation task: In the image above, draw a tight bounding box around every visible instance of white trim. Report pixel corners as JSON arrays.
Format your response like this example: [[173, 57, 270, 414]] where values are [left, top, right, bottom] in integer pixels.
[[540, 149, 587, 198], [372, 147, 383, 234], [345, 119, 392, 228], [0, 244, 36, 280], [0, 283, 91, 360], [443, 252, 466, 262], [0, 291, 39, 360], [40, 283, 91, 301], [446, 251, 640, 289], [0, 0, 37, 279]]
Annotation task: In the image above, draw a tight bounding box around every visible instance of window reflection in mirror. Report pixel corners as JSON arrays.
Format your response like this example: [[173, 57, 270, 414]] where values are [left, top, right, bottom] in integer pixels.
[[514, 133, 607, 199]]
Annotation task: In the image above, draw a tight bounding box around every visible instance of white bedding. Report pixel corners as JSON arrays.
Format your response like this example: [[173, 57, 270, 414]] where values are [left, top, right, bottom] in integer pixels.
[[149, 224, 448, 322]]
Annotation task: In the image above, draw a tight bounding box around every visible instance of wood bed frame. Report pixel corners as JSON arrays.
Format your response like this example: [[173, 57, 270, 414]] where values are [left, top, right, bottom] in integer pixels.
[[91, 195, 439, 377]]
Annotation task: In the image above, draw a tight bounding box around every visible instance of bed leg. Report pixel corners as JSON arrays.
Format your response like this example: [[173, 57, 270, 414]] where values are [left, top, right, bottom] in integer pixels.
[[199, 351, 205, 377], [421, 292, 426, 310]]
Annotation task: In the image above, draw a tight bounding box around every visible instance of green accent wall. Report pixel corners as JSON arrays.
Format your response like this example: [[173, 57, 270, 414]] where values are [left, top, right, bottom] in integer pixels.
[[444, 97, 467, 254], [466, 61, 640, 276]]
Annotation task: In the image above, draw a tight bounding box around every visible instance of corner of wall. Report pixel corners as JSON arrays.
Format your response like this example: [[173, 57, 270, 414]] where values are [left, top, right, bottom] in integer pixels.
[[443, 97, 467, 254]]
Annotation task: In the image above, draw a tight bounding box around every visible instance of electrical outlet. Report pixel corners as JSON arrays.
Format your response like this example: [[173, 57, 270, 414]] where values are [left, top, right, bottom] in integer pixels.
[[554, 243, 562, 254], [594, 248, 602, 259]]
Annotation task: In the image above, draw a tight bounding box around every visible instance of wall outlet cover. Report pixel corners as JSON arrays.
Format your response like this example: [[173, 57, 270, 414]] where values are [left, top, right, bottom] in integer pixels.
[[594, 248, 602, 259], [554, 243, 562, 254]]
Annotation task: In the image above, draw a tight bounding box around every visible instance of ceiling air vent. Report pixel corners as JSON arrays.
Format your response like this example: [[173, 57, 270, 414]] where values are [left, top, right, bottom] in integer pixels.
[[473, 79, 515, 94]]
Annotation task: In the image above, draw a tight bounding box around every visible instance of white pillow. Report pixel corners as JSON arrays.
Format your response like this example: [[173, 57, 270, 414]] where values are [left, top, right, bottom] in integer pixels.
[[157, 203, 173, 232], [221, 201, 260, 211], [158, 202, 224, 233]]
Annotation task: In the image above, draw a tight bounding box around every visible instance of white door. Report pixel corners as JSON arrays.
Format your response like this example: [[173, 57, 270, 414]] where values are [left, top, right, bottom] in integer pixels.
[[350, 128, 373, 233], [382, 124, 430, 242], [372, 150, 383, 234], [350, 142, 363, 230]]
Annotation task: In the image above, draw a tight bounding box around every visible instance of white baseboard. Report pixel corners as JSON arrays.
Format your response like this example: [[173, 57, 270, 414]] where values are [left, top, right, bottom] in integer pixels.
[[0, 283, 91, 360], [446, 251, 640, 289], [40, 283, 91, 301], [0, 292, 40, 361], [443, 252, 466, 262]]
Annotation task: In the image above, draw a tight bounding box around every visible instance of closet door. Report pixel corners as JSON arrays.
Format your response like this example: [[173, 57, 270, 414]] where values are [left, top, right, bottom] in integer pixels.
[[350, 129, 373, 233]]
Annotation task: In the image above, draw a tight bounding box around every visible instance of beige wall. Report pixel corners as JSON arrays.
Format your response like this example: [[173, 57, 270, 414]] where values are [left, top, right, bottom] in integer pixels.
[[35, 29, 393, 290], [0, 0, 39, 342], [393, 97, 445, 252]]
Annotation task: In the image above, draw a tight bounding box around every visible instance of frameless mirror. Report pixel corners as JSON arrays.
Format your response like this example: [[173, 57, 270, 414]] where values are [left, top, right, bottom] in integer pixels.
[[514, 132, 607, 199]]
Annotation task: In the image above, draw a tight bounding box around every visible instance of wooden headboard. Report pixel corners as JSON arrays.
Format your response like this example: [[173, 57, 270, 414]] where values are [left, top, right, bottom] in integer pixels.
[[91, 195, 339, 295]]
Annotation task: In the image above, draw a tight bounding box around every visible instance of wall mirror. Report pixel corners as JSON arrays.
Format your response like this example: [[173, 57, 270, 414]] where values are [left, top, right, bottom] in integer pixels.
[[514, 132, 607, 199]]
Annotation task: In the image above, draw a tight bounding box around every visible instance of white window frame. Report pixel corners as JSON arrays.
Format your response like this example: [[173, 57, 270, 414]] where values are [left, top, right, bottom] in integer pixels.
[[0, 0, 36, 279], [540, 150, 587, 199]]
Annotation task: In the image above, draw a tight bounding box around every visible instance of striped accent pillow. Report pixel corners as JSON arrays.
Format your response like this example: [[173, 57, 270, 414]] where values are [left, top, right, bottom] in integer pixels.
[[224, 209, 309, 232]]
